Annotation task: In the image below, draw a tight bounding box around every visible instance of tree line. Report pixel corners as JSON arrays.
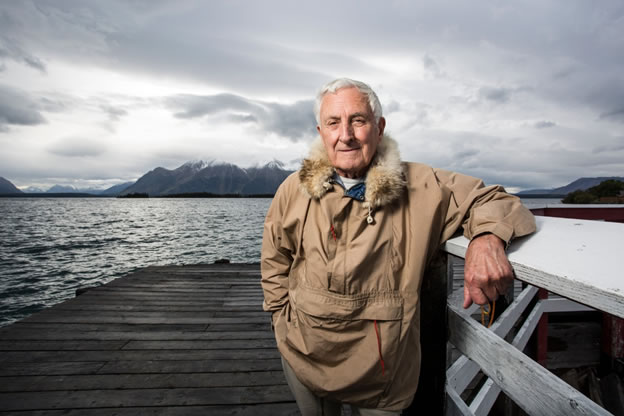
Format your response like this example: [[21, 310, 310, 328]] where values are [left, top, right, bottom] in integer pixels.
[[562, 179, 624, 204]]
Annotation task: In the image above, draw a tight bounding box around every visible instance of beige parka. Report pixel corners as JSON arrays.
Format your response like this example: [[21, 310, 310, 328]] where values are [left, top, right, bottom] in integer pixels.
[[261, 136, 536, 410]]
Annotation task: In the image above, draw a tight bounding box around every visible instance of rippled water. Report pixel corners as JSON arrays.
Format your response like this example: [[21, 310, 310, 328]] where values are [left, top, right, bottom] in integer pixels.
[[0, 197, 271, 327]]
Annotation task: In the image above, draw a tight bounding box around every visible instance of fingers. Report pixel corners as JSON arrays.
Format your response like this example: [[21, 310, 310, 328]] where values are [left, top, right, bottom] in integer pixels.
[[464, 281, 496, 308], [463, 285, 473, 309]]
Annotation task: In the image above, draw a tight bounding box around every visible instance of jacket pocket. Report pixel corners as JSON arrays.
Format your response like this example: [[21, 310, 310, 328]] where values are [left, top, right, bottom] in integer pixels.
[[285, 285, 404, 402]]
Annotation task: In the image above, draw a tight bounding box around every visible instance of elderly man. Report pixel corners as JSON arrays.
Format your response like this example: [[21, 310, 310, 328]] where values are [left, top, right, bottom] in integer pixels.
[[261, 78, 535, 415]]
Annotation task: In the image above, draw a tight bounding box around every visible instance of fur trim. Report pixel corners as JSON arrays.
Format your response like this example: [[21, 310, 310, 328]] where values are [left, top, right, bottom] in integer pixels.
[[299, 135, 406, 209]]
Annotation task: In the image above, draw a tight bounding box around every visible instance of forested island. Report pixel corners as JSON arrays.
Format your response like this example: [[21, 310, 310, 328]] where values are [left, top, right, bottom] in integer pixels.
[[562, 179, 624, 204]]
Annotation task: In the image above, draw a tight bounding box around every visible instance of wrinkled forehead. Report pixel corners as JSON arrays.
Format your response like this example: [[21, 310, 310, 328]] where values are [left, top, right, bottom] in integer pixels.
[[319, 87, 373, 118]]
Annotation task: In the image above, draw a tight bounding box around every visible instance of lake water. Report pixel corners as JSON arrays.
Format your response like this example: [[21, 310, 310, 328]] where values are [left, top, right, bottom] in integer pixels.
[[0, 196, 560, 327], [0, 198, 271, 327]]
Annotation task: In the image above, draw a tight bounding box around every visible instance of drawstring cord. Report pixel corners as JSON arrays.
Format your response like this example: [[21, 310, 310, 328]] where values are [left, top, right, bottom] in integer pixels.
[[330, 225, 337, 241], [481, 301, 496, 328], [374, 320, 386, 376]]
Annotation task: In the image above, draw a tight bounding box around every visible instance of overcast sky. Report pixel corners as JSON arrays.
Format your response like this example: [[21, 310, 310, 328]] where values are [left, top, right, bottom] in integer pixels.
[[1, 0, 623, 192]]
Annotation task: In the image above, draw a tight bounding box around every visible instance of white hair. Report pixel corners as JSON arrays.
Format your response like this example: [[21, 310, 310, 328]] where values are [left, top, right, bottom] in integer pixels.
[[313, 78, 383, 125]]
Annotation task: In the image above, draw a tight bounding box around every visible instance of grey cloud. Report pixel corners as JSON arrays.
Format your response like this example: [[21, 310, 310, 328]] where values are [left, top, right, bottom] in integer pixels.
[[0, 85, 47, 130], [263, 100, 317, 139], [455, 149, 480, 160], [168, 94, 259, 119], [39, 96, 70, 113], [165, 93, 316, 141], [592, 141, 624, 154], [423, 54, 445, 78], [100, 104, 128, 121], [479, 86, 513, 103], [47, 137, 107, 157], [534, 120, 556, 129], [0, 35, 46, 73], [227, 114, 258, 123], [385, 100, 400, 114], [599, 108, 624, 123]]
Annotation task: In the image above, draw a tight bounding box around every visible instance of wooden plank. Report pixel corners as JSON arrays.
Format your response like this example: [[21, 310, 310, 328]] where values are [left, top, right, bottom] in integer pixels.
[[444, 216, 624, 318], [1, 349, 280, 363], [0, 371, 287, 392], [447, 303, 612, 415], [0, 385, 294, 411], [0, 362, 107, 376], [20, 313, 269, 325], [0, 329, 274, 341], [120, 339, 276, 349], [0, 339, 276, 351], [97, 358, 283, 374], [0, 341, 128, 351], [0, 403, 299, 416], [0, 323, 211, 332]]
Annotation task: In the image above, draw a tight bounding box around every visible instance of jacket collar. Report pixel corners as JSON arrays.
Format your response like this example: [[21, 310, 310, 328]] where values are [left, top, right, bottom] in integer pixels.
[[299, 135, 406, 209]]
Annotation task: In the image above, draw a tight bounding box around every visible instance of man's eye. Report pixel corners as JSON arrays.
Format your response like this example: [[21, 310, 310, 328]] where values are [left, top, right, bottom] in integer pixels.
[[353, 118, 365, 126]]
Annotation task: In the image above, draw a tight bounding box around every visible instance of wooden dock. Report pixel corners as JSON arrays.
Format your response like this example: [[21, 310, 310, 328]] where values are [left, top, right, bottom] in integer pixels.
[[0, 263, 298, 415]]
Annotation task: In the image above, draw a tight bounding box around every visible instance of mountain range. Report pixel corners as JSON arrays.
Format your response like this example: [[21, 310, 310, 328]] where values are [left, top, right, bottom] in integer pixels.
[[119, 160, 292, 196], [516, 177, 624, 196], [0, 160, 293, 197]]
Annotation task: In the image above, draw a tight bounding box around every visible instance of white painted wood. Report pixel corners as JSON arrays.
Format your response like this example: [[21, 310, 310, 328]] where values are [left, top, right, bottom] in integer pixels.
[[447, 285, 538, 392], [469, 298, 549, 415], [447, 303, 613, 416], [470, 377, 498, 416], [443, 216, 624, 318], [446, 383, 476, 416]]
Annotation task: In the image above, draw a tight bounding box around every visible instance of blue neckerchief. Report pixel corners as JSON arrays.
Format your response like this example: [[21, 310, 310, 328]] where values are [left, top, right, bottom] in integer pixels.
[[334, 174, 366, 202]]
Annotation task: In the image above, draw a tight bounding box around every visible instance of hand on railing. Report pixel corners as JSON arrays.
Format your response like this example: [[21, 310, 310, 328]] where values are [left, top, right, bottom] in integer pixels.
[[463, 233, 513, 309]]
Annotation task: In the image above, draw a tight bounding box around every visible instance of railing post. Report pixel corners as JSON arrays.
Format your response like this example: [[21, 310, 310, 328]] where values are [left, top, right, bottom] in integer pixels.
[[407, 252, 450, 415], [536, 288, 549, 366]]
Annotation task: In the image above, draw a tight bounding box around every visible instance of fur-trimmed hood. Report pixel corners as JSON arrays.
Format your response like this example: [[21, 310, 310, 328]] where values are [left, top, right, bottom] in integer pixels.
[[299, 135, 406, 210]]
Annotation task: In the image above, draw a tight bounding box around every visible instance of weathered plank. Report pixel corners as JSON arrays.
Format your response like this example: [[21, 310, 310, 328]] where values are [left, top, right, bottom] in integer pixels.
[[0, 385, 293, 411], [0, 371, 288, 392], [447, 303, 611, 415], [97, 358, 283, 374], [0, 329, 274, 341], [0, 403, 299, 416]]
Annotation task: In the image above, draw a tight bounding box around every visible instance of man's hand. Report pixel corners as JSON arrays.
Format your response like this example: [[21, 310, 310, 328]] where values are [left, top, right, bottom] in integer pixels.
[[463, 233, 514, 309]]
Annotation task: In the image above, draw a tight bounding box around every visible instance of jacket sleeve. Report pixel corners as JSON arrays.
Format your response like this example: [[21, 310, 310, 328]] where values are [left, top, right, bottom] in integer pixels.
[[435, 169, 536, 244], [261, 178, 295, 314]]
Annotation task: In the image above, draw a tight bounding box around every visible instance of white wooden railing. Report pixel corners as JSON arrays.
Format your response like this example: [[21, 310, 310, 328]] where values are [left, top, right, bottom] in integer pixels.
[[441, 216, 624, 415]]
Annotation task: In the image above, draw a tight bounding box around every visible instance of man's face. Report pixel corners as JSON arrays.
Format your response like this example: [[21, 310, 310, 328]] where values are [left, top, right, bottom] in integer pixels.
[[317, 87, 385, 179]]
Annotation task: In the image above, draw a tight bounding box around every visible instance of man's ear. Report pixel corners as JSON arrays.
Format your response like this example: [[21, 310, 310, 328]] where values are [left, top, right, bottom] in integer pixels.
[[377, 117, 386, 138], [316, 125, 321, 134]]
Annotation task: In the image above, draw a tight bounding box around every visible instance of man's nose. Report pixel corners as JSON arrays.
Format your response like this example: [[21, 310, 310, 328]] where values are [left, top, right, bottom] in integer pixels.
[[338, 121, 354, 142]]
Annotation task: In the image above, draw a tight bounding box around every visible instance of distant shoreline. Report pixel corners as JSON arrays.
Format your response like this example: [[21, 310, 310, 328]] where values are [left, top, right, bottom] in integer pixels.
[[513, 194, 565, 198], [0, 193, 110, 198], [0, 192, 276, 198]]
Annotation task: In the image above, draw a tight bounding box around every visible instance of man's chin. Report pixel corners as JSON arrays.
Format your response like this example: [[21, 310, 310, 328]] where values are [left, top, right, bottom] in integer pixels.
[[335, 164, 367, 178]]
